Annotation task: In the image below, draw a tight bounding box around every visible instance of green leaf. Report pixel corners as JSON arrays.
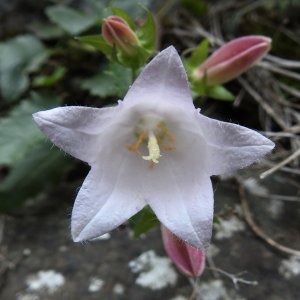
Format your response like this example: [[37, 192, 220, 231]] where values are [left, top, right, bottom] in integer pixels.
[[33, 66, 66, 87], [81, 63, 131, 98], [111, 7, 136, 29], [136, 9, 156, 51], [0, 92, 62, 166], [76, 35, 113, 56], [46, 5, 99, 35], [207, 85, 235, 101], [129, 206, 160, 238], [28, 21, 66, 40], [111, 0, 151, 15], [189, 39, 209, 68], [0, 142, 73, 212], [0, 35, 48, 101]]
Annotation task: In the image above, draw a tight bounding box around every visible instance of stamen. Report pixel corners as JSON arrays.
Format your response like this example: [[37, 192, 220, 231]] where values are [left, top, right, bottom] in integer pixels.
[[142, 132, 162, 164], [157, 123, 175, 145], [127, 131, 147, 154], [156, 135, 176, 151], [127, 116, 176, 166]]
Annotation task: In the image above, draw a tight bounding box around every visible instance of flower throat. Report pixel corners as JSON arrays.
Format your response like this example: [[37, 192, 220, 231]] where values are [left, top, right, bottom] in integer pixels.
[[127, 115, 175, 166]]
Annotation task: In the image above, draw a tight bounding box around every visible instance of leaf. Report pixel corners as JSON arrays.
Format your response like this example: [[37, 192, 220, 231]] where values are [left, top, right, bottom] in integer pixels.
[[207, 85, 235, 101], [0, 35, 48, 101], [28, 21, 66, 40], [129, 206, 160, 238], [46, 5, 99, 35], [111, 0, 151, 15], [0, 92, 62, 166], [81, 63, 131, 98], [0, 142, 73, 212], [76, 35, 113, 56], [136, 9, 156, 51], [33, 66, 66, 87], [0, 69, 29, 101], [111, 7, 136, 29], [189, 39, 209, 68]]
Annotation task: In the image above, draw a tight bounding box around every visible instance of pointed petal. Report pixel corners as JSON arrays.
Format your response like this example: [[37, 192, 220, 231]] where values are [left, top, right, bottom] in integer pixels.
[[123, 46, 194, 110], [72, 153, 146, 242], [33, 105, 119, 164], [197, 113, 275, 175], [143, 146, 214, 249]]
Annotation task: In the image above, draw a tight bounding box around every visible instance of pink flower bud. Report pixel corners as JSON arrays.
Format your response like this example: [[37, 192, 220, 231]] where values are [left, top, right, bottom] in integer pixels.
[[161, 226, 205, 277], [102, 16, 139, 55], [193, 35, 271, 85]]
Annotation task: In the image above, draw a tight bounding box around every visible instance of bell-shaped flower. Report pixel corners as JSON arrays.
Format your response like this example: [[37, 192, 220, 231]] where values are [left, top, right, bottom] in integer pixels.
[[193, 35, 271, 85], [162, 225, 205, 277], [102, 16, 139, 56], [33, 46, 274, 249]]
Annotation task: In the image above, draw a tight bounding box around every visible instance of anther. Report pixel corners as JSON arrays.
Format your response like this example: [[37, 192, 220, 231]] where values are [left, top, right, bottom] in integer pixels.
[[127, 131, 147, 154]]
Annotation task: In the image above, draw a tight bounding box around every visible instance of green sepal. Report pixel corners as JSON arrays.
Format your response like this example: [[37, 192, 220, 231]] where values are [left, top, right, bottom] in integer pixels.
[[136, 9, 156, 52], [117, 45, 151, 69], [189, 39, 209, 68], [206, 85, 235, 101], [191, 79, 235, 101]]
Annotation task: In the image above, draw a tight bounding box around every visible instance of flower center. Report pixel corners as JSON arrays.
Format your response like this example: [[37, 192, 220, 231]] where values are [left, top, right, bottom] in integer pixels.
[[127, 115, 175, 166]]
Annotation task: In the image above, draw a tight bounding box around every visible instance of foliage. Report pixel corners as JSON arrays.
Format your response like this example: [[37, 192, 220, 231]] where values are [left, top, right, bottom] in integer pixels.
[[130, 207, 160, 238], [0, 35, 48, 101], [81, 63, 131, 98], [0, 92, 74, 212]]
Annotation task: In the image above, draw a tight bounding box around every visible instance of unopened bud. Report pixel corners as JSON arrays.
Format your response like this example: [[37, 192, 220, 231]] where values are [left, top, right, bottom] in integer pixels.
[[102, 16, 139, 56], [193, 35, 271, 85], [161, 226, 205, 277]]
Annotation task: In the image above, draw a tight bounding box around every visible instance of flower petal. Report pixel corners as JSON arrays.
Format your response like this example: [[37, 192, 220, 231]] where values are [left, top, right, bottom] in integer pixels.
[[72, 153, 146, 242], [143, 144, 214, 249], [123, 46, 194, 110], [33, 105, 119, 164], [197, 113, 275, 175]]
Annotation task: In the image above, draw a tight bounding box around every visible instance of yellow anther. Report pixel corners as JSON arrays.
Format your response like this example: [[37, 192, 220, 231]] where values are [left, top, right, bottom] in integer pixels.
[[127, 117, 176, 167], [157, 123, 175, 145], [142, 132, 162, 164], [156, 135, 176, 151], [127, 131, 147, 154]]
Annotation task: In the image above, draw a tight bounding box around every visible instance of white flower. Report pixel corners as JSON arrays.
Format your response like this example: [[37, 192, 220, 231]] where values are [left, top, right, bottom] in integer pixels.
[[33, 46, 274, 249]]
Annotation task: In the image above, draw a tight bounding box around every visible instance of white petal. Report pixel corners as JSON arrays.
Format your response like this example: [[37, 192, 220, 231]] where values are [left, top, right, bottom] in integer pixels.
[[139, 126, 213, 249], [72, 152, 146, 242], [197, 114, 275, 175], [123, 46, 194, 110], [33, 105, 119, 164]]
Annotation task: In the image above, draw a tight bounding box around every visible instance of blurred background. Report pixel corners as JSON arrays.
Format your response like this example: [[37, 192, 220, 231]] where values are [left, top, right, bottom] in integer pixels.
[[0, 0, 299, 299]]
